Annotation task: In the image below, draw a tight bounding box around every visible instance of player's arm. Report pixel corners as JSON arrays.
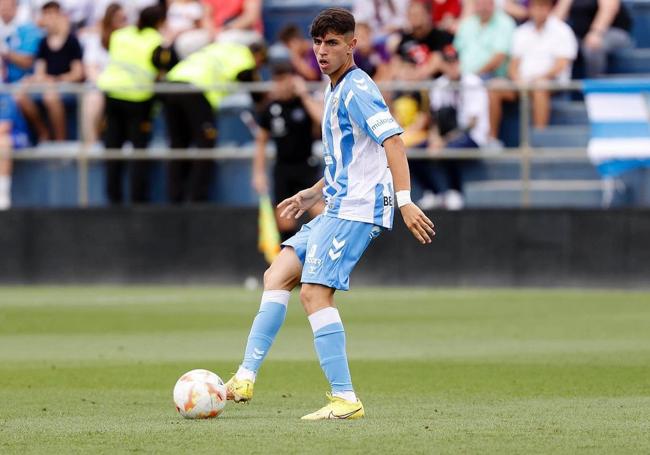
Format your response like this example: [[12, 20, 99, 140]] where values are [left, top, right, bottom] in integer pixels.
[[383, 135, 435, 244], [278, 178, 325, 219], [252, 127, 270, 194]]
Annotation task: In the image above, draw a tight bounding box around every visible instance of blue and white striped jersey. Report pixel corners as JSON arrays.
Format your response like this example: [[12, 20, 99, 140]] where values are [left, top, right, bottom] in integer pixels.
[[321, 67, 403, 229]]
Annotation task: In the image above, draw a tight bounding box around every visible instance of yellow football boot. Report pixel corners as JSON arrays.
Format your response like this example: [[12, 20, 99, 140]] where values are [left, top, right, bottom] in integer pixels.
[[300, 393, 365, 420], [225, 376, 254, 403]]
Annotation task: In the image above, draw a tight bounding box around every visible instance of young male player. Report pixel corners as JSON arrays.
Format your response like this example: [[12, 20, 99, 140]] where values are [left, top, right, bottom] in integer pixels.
[[226, 8, 435, 420]]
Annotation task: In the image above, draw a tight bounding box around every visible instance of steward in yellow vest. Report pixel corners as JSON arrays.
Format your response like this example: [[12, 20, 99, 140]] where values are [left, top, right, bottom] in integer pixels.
[[97, 6, 168, 205], [162, 41, 266, 203]]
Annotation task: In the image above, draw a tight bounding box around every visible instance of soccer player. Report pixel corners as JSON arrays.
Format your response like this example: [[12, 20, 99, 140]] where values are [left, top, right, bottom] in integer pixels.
[[226, 7, 435, 420]]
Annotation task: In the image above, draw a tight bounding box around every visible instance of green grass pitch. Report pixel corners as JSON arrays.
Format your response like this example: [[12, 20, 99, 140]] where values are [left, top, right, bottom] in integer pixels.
[[1, 286, 649, 454]]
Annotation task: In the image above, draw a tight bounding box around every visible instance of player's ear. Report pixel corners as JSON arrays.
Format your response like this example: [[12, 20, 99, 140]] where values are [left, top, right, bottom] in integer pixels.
[[348, 37, 357, 54]]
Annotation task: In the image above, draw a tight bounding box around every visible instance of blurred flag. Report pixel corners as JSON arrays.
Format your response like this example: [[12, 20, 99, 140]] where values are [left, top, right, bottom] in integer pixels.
[[258, 195, 281, 264], [584, 79, 650, 177]]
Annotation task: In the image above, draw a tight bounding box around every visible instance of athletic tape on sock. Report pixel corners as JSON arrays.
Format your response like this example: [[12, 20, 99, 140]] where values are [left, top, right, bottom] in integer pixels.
[[308, 307, 342, 333], [261, 290, 290, 307]]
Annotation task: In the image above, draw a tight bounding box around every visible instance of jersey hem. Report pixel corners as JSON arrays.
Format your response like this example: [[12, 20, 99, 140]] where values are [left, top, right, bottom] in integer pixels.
[[322, 211, 393, 230]]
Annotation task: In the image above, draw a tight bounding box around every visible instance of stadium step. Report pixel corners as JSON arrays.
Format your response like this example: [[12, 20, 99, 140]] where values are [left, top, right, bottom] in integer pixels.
[[549, 100, 589, 126], [530, 125, 590, 148], [608, 48, 650, 74], [465, 179, 604, 207]]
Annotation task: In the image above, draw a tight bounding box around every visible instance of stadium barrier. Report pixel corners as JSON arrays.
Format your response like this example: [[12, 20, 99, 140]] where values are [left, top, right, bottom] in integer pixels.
[[0, 207, 648, 287], [1, 80, 592, 208]]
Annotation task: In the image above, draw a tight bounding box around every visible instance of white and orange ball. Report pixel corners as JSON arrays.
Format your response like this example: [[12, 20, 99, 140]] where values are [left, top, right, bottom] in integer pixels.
[[173, 369, 227, 419]]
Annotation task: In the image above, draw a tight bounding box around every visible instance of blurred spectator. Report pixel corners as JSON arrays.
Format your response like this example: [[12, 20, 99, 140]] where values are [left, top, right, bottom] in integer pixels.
[[391, 0, 453, 81], [0, 94, 30, 209], [353, 0, 409, 41], [454, 0, 515, 78], [553, 0, 632, 78], [252, 64, 324, 240], [79, 2, 127, 144], [0, 0, 43, 84], [431, 0, 462, 33], [488, 0, 577, 143], [275, 24, 320, 81], [97, 5, 167, 204], [165, 0, 204, 40], [164, 40, 266, 203], [202, 0, 263, 45], [88, 0, 159, 25], [423, 44, 489, 209], [15, 1, 83, 142], [354, 22, 391, 81]]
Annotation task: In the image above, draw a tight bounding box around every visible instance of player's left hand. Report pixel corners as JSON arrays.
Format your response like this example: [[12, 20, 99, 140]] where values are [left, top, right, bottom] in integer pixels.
[[400, 204, 435, 244]]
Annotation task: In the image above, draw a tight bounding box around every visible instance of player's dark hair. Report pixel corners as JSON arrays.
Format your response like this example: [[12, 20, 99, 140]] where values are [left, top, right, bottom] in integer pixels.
[[41, 1, 61, 12], [137, 5, 166, 31], [309, 8, 355, 38], [529, 0, 556, 6]]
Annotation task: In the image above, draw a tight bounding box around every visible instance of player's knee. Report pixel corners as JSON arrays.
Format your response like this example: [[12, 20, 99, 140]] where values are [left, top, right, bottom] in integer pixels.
[[263, 265, 297, 291]]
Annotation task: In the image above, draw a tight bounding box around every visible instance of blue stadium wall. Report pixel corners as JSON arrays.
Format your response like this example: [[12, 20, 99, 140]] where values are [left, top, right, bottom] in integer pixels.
[[1, 208, 649, 287]]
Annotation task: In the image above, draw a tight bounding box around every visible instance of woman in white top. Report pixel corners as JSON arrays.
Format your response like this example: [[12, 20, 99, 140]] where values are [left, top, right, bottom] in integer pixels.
[[80, 2, 127, 144]]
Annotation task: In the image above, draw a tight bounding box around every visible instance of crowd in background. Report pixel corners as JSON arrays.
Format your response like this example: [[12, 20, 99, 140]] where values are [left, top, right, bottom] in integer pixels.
[[0, 0, 635, 210]]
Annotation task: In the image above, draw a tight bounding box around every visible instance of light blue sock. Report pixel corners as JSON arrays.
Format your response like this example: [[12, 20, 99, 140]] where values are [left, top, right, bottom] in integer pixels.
[[309, 307, 354, 394], [240, 290, 290, 377]]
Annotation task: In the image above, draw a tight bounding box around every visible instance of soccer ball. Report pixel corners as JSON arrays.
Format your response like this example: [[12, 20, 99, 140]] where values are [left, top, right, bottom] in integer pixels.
[[173, 369, 227, 419]]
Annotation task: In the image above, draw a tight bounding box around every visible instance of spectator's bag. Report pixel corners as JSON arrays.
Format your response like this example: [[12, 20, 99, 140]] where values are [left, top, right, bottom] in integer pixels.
[[433, 106, 458, 137]]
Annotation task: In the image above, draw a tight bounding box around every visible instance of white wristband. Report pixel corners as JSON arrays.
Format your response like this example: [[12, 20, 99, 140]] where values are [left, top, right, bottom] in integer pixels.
[[395, 190, 412, 208]]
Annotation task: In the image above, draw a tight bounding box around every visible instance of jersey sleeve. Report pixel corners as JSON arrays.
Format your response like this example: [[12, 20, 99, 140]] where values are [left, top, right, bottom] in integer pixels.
[[345, 76, 403, 145]]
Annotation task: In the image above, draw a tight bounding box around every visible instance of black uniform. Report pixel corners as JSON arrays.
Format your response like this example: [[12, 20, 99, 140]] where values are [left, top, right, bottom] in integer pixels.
[[257, 97, 320, 204]]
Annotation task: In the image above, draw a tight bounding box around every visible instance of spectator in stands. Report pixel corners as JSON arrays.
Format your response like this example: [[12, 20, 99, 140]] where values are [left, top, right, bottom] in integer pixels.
[[0, 0, 43, 85], [97, 5, 167, 204], [354, 22, 391, 81], [423, 44, 489, 209], [163, 40, 266, 203], [15, 1, 84, 142], [391, 0, 453, 81], [79, 2, 127, 145], [165, 0, 205, 41], [553, 0, 632, 78], [275, 24, 320, 81], [0, 93, 30, 210], [430, 0, 462, 33], [202, 0, 263, 45], [488, 0, 577, 144], [454, 0, 516, 79], [353, 0, 409, 42], [252, 64, 324, 240]]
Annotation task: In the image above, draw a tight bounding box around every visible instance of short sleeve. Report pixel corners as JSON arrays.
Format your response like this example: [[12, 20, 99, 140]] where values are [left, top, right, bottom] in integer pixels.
[[35, 37, 47, 60], [345, 75, 403, 145], [257, 104, 271, 131], [492, 14, 516, 54], [69, 36, 83, 60], [17, 25, 43, 56], [511, 27, 525, 58], [554, 23, 578, 60]]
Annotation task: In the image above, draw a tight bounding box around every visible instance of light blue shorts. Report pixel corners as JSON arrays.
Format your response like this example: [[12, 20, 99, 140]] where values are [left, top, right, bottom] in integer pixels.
[[282, 214, 383, 291]]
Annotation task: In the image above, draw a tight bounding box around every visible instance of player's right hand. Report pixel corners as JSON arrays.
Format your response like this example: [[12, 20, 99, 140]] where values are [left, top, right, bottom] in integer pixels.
[[277, 188, 321, 219], [400, 204, 435, 244]]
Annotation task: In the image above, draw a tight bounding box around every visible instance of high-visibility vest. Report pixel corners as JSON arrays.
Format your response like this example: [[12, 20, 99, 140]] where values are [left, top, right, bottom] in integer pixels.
[[166, 42, 256, 109], [97, 26, 162, 102]]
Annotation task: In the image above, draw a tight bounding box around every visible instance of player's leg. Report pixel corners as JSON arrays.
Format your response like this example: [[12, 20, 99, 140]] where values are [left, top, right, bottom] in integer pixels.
[[299, 217, 382, 420], [228, 246, 304, 402]]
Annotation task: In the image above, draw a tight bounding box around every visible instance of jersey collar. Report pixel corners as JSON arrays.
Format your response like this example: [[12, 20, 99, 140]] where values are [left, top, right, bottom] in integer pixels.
[[330, 65, 358, 90]]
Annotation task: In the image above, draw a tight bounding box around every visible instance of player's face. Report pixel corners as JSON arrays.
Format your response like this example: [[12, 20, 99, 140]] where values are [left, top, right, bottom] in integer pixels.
[[312, 32, 355, 76]]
